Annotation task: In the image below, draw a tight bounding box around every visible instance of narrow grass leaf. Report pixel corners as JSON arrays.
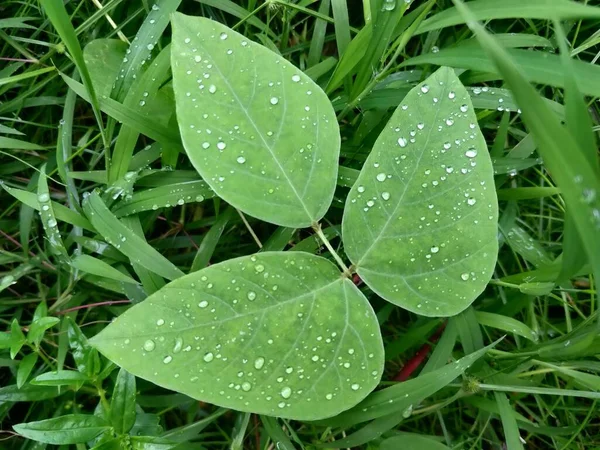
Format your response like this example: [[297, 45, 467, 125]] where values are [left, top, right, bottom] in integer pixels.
[[261, 416, 297, 450], [39, 0, 105, 146], [308, 0, 331, 67], [381, 434, 450, 450], [343, 67, 498, 317], [171, 14, 340, 228], [320, 340, 498, 428], [191, 208, 234, 272], [111, 0, 182, 101], [83, 191, 183, 280], [452, 0, 600, 297], [112, 181, 214, 217], [90, 252, 384, 420], [494, 392, 525, 450], [0, 136, 44, 150], [401, 46, 600, 99], [71, 255, 138, 284], [475, 311, 538, 342], [418, 0, 600, 34]]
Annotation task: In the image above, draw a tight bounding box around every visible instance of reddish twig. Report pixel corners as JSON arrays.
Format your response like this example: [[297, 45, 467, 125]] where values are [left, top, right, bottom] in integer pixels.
[[56, 300, 131, 315], [393, 323, 446, 382]]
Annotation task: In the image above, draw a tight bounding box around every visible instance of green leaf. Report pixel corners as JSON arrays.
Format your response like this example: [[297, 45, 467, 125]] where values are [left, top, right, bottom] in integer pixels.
[[171, 13, 340, 228], [27, 316, 60, 346], [10, 319, 25, 359], [417, 0, 600, 35], [0, 384, 61, 401], [381, 434, 450, 450], [342, 66, 498, 317], [110, 368, 137, 434], [475, 311, 537, 342], [13, 414, 110, 445], [83, 191, 184, 281], [31, 370, 89, 386], [90, 252, 384, 420], [83, 39, 127, 98], [16, 353, 38, 388], [71, 255, 139, 284], [67, 317, 102, 378]]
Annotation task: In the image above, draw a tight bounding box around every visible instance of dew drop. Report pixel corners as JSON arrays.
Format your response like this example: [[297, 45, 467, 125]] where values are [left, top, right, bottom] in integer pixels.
[[292, 75, 301, 82], [242, 382, 252, 392], [157, 319, 165, 326], [376, 173, 386, 182], [381, 192, 391, 201], [398, 137, 407, 147], [325, 393, 333, 400], [208, 85, 217, 94], [280, 387, 292, 399], [38, 193, 50, 203], [236, 156, 246, 164], [461, 273, 470, 281], [465, 149, 477, 158], [255, 264, 265, 273], [448, 91, 456, 99], [203, 352, 214, 362], [351, 383, 360, 391], [254, 357, 265, 370], [247, 291, 256, 301], [421, 84, 430, 93], [217, 141, 226, 150], [143, 339, 155, 352], [163, 355, 172, 364], [270, 97, 279, 105], [467, 198, 477, 206], [198, 300, 209, 308], [430, 246, 439, 253], [194, 55, 202, 63], [220, 32, 228, 40], [357, 186, 365, 193]]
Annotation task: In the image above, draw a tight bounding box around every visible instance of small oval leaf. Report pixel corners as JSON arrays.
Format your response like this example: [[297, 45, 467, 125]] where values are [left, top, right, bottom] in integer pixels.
[[342, 67, 498, 317], [90, 252, 383, 420], [171, 13, 340, 228]]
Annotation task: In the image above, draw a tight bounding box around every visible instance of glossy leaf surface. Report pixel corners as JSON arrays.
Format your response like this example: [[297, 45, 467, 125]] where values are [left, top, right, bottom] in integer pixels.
[[342, 67, 498, 317], [171, 13, 340, 228], [91, 252, 383, 420]]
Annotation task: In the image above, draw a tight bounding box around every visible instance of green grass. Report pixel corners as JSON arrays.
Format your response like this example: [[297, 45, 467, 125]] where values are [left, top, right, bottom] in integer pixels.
[[1, 0, 600, 448]]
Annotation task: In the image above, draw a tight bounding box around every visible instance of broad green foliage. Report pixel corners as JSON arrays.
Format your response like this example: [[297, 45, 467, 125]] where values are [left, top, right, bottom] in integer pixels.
[[91, 252, 384, 420], [171, 13, 340, 228], [342, 67, 498, 317]]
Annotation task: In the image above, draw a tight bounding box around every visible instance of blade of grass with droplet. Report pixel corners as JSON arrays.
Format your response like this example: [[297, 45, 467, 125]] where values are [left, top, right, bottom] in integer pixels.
[[475, 311, 537, 342], [119, 216, 166, 296], [331, 0, 351, 57], [61, 74, 182, 148], [37, 165, 68, 260], [111, 181, 214, 217], [70, 255, 138, 284], [0, 66, 55, 88], [191, 208, 234, 272], [326, 25, 370, 94], [307, 0, 331, 67], [110, 0, 182, 101], [261, 416, 297, 450], [452, 0, 600, 296], [55, 77, 80, 209], [0, 136, 44, 151], [319, 340, 499, 428], [1, 183, 93, 230], [110, 44, 172, 182], [83, 191, 183, 280], [401, 46, 600, 98], [494, 392, 525, 450], [39, 0, 106, 148], [195, 0, 275, 37], [417, 0, 600, 35], [554, 20, 599, 283]]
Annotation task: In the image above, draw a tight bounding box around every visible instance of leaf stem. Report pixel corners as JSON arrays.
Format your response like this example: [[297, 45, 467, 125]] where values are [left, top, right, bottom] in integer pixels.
[[312, 223, 351, 277]]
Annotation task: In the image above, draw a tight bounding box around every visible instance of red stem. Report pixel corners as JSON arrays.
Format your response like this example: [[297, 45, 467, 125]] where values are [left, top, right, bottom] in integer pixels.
[[393, 323, 446, 382]]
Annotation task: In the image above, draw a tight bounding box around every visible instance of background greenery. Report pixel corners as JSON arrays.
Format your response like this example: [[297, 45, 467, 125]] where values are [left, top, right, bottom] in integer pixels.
[[1, 0, 600, 448]]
